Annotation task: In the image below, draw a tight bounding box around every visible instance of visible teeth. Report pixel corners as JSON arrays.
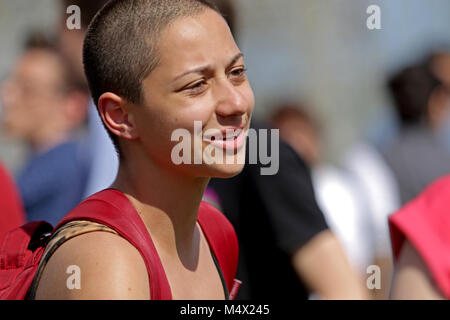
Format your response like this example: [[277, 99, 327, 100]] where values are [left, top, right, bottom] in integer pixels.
[[225, 133, 237, 140], [225, 129, 241, 139], [203, 129, 242, 141]]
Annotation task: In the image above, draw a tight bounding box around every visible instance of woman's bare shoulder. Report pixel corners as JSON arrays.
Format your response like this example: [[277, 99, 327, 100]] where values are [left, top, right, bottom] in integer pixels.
[[35, 231, 150, 300]]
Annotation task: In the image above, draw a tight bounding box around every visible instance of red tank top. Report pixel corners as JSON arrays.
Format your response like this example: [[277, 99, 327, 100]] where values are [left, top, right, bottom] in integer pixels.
[[54, 189, 240, 300]]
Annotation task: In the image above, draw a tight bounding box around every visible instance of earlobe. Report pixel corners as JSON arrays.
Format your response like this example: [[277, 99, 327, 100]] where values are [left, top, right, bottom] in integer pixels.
[[98, 92, 138, 140]]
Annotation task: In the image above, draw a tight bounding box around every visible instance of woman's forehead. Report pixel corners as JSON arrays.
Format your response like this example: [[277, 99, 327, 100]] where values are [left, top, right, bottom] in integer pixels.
[[157, 10, 239, 69]]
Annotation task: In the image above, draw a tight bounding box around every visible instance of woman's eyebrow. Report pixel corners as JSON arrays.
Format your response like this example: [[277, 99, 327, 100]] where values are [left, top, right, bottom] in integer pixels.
[[173, 52, 244, 81], [227, 52, 244, 69]]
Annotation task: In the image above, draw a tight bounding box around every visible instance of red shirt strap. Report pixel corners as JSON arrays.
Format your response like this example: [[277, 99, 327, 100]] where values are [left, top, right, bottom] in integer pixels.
[[55, 189, 172, 300]]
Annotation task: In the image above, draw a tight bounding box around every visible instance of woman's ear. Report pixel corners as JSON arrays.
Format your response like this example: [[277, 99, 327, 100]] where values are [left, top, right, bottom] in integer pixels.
[[98, 92, 139, 140]]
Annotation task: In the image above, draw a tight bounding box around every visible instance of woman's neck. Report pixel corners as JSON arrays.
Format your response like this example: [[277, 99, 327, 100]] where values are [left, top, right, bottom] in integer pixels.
[[111, 154, 210, 262]]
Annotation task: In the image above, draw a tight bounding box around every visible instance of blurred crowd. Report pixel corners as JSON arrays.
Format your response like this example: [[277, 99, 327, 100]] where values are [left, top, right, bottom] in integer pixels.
[[1, 0, 450, 300]]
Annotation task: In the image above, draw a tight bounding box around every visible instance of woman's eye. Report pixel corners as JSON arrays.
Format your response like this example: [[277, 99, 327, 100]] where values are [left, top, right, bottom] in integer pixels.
[[229, 67, 247, 80], [185, 81, 207, 95]]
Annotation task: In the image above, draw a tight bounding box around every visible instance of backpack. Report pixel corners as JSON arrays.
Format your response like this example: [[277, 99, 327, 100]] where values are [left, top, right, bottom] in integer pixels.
[[0, 189, 240, 300]]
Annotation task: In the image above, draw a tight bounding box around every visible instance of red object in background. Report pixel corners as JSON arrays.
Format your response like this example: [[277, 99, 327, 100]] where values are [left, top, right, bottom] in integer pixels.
[[389, 174, 450, 299], [0, 162, 26, 243]]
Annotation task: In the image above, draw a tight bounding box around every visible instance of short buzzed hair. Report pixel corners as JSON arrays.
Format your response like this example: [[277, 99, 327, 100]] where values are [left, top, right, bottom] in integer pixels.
[[83, 0, 224, 154]]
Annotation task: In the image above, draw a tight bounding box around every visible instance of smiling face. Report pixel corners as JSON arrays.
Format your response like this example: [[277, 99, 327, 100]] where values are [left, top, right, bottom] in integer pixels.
[[123, 9, 255, 178]]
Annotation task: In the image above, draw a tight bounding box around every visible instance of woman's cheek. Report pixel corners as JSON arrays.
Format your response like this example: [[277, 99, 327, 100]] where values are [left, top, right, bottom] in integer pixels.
[[244, 84, 256, 114], [179, 100, 215, 129]]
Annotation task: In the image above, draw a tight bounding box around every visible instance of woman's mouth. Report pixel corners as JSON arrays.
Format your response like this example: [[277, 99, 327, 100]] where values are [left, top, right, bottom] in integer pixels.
[[203, 128, 247, 151]]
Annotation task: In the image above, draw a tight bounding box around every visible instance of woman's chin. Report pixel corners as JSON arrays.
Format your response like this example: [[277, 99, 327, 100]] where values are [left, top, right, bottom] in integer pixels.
[[206, 162, 246, 179]]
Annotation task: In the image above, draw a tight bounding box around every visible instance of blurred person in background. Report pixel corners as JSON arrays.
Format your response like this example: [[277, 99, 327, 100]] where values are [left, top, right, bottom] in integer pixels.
[[428, 49, 450, 154], [388, 53, 450, 300], [58, 0, 118, 197], [270, 103, 374, 288], [208, 124, 368, 300], [0, 34, 90, 225], [207, 0, 368, 300], [382, 63, 450, 205], [0, 161, 25, 243], [341, 141, 399, 300], [429, 49, 450, 89]]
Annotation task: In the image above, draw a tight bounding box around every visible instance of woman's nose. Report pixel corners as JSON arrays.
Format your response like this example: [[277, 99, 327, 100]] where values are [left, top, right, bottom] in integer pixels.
[[214, 80, 248, 120]]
